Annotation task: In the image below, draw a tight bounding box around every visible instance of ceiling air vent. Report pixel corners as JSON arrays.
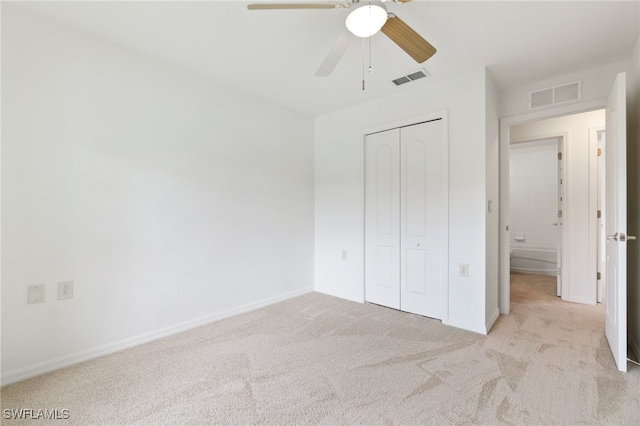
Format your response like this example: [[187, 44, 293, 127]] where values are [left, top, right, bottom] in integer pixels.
[[392, 68, 430, 86], [529, 80, 582, 110]]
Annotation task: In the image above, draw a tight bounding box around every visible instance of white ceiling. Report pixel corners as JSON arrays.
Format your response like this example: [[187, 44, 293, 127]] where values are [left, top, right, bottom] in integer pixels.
[[11, 1, 640, 117]]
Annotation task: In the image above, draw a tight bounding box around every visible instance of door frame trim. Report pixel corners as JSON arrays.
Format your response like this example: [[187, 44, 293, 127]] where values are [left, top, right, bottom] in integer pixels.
[[499, 99, 606, 314], [593, 126, 607, 304]]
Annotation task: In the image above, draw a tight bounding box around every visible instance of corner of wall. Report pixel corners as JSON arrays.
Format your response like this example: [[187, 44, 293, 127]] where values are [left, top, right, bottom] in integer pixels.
[[485, 307, 500, 334]]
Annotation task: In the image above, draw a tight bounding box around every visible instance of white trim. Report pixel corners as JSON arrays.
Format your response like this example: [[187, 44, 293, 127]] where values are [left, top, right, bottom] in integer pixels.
[[587, 127, 600, 305], [440, 112, 450, 325], [447, 318, 488, 335], [316, 287, 364, 303], [499, 98, 606, 314], [361, 109, 448, 136], [1, 287, 313, 386], [594, 126, 607, 304]]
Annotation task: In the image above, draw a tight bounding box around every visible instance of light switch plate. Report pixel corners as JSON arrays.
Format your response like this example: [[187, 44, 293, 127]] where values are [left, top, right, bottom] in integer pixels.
[[28, 284, 45, 304]]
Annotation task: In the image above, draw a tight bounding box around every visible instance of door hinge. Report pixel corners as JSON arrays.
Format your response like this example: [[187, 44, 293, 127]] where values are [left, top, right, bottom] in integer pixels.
[[597, 272, 601, 280], [598, 148, 602, 157], [558, 210, 563, 218], [558, 268, 561, 276], [558, 152, 563, 160], [597, 210, 601, 219]]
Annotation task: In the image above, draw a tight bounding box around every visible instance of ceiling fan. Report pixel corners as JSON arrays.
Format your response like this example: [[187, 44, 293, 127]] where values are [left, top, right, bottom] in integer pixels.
[[247, 0, 436, 77]]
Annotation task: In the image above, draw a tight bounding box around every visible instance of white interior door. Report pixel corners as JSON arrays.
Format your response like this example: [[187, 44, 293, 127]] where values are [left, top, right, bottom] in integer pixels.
[[400, 121, 445, 318], [605, 72, 627, 372], [365, 129, 401, 309]]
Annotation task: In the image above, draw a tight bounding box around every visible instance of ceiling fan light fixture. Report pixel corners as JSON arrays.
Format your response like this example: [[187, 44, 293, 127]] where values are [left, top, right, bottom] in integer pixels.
[[345, 2, 388, 38]]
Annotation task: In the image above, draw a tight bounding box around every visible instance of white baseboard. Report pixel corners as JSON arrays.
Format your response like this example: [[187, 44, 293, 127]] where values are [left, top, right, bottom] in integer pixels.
[[445, 318, 489, 335], [1, 286, 313, 386], [314, 287, 364, 303]]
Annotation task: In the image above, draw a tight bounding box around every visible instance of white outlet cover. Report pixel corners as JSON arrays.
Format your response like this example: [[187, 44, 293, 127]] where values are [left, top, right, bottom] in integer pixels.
[[57, 281, 74, 300], [28, 284, 45, 304], [459, 264, 469, 277]]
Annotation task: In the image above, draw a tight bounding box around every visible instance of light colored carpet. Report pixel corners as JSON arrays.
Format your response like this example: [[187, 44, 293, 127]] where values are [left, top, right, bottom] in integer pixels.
[[2, 273, 639, 425]]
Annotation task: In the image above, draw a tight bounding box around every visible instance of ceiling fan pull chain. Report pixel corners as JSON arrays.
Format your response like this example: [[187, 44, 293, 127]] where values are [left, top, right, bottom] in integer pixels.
[[368, 35, 373, 75], [362, 36, 366, 90]]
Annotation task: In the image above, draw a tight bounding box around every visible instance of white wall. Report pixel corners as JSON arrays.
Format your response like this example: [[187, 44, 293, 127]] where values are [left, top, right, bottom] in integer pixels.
[[1, 6, 314, 383], [510, 110, 605, 305], [315, 67, 496, 334], [509, 140, 558, 250]]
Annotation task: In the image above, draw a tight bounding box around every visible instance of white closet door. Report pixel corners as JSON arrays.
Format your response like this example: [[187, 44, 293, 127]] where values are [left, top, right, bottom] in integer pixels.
[[400, 121, 444, 319], [365, 129, 401, 309]]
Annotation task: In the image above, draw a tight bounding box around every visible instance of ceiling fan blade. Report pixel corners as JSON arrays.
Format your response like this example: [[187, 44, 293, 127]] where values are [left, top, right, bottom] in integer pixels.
[[380, 14, 436, 63], [247, 3, 339, 10], [316, 29, 355, 77]]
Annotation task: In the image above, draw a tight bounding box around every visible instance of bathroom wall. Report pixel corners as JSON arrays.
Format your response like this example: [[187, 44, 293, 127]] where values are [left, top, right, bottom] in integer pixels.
[[509, 139, 558, 250]]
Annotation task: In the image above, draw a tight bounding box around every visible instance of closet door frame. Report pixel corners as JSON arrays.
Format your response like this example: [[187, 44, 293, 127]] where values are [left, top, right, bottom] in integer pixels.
[[362, 110, 449, 324]]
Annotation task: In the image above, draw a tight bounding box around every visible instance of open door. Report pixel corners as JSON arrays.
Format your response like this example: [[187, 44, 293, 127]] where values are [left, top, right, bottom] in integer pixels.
[[605, 72, 627, 372]]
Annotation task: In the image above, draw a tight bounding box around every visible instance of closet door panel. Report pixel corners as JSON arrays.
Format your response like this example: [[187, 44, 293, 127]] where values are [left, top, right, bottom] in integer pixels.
[[400, 120, 444, 319], [406, 249, 428, 294], [405, 141, 427, 238], [365, 129, 401, 309]]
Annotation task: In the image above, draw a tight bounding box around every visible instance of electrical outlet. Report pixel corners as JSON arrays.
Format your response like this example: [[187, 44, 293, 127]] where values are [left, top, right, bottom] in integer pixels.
[[342, 250, 348, 261], [459, 264, 469, 277], [57, 281, 74, 300], [28, 284, 45, 304]]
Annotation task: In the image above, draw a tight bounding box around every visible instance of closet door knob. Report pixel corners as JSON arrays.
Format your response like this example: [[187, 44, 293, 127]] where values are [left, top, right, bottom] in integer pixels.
[[416, 243, 420, 247]]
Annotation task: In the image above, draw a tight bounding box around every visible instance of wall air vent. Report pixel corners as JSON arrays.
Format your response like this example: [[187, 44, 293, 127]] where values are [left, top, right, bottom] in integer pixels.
[[528, 80, 582, 110], [392, 68, 430, 86]]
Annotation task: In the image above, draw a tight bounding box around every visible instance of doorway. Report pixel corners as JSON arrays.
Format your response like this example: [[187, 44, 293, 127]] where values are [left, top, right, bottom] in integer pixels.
[[502, 109, 605, 305], [500, 104, 606, 314], [508, 137, 562, 290], [500, 72, 629, 372]]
